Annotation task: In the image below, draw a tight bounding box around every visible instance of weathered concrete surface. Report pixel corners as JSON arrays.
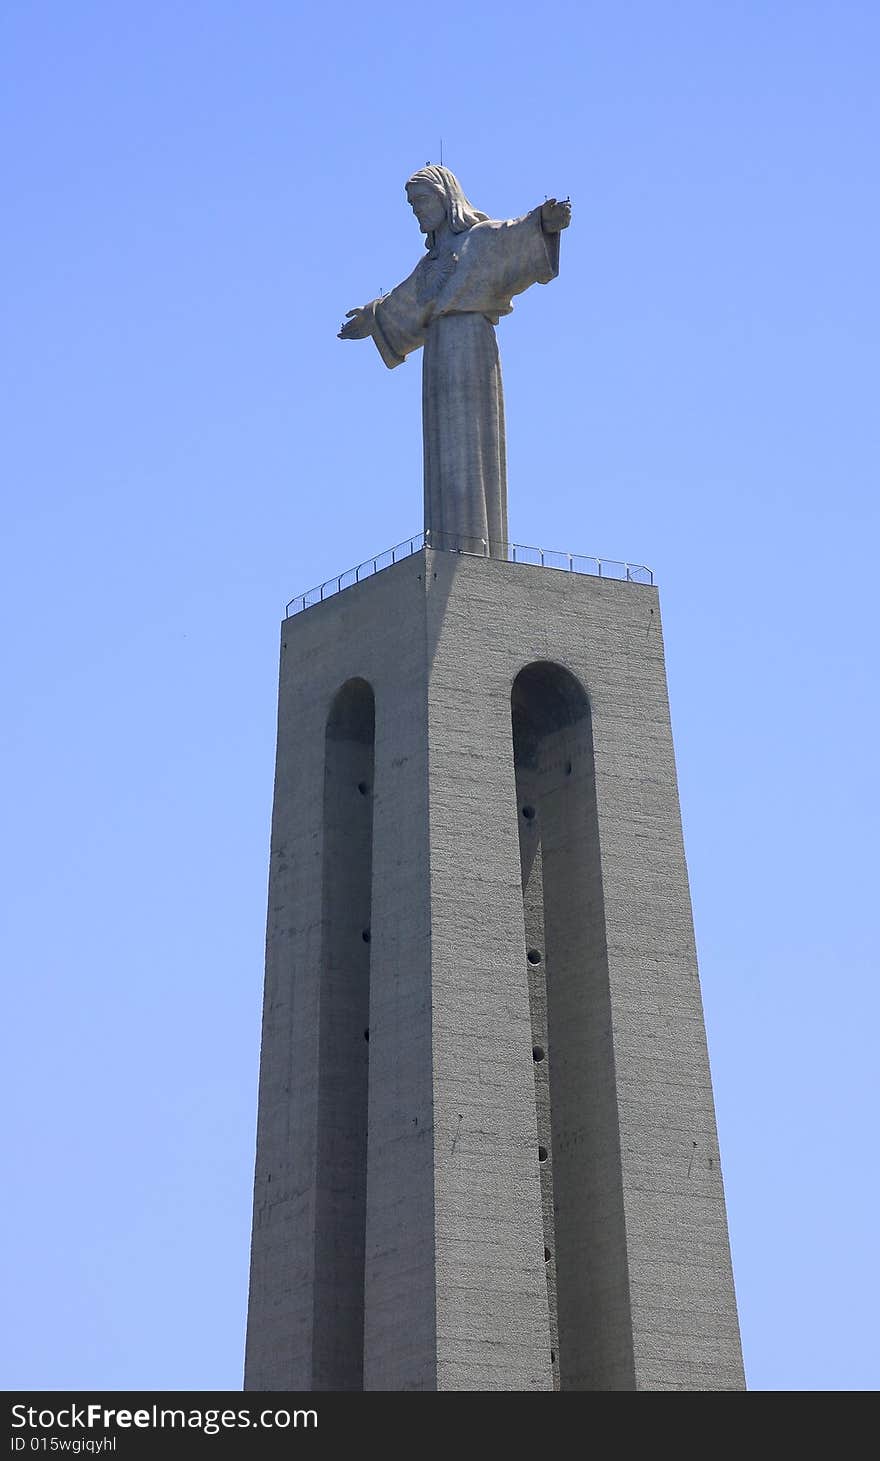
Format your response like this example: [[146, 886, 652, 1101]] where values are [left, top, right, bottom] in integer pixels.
[[244, 548, 744, 1391]]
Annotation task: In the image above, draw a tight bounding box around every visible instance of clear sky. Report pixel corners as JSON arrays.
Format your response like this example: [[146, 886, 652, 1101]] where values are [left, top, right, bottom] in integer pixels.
[[2, 1, 878, 1393]]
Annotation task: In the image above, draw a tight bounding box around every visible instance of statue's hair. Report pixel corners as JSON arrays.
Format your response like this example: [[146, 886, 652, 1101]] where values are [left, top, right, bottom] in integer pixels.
[[406, 166, 489, 248]]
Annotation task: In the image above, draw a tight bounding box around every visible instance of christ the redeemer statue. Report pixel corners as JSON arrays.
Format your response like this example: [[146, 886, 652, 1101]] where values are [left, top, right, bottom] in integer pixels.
[[338, 166, 571, 556]]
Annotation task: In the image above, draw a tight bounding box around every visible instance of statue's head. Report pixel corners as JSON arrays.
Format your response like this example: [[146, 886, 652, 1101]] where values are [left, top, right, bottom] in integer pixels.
[[405, 166, 488, 248]]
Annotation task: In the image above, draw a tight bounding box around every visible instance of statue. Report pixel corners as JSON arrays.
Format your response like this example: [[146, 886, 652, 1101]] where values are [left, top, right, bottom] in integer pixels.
[[339, 166, 571, 556]]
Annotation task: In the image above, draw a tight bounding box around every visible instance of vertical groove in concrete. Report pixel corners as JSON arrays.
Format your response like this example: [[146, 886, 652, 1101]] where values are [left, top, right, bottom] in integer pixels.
[[513, 663, 636, 1390], [312, 679, 375, 1389], [514, 765, 559, 1388]]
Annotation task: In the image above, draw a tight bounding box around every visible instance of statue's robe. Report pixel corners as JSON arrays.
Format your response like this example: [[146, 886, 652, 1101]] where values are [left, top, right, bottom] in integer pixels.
[[365, 208, 560, 555]]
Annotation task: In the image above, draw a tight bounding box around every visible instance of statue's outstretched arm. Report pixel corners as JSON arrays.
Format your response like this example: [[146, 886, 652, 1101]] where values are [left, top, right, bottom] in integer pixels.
[[337, 298, 405, 367], [337, 271, 426, 369], [540, 197, 572, 234], [338, 306, 373, 340]]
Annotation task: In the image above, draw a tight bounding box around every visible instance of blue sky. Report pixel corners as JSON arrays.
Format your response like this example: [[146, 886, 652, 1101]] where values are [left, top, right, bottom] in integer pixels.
[[2, 1, 878, 1391]]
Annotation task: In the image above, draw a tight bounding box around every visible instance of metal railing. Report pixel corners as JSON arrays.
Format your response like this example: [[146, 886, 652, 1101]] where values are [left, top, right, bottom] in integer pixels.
[[285, 531, 653, 617]]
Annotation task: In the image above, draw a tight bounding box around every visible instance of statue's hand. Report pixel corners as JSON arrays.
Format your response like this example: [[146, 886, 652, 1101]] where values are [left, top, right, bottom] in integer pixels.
[[338, 307, 373, 340], [540, 198, 572, 234]]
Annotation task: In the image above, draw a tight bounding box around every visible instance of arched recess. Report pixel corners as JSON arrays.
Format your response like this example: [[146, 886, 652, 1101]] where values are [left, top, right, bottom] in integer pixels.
[[313, 677, 375, 1390], [511, 662, 634, 1392]]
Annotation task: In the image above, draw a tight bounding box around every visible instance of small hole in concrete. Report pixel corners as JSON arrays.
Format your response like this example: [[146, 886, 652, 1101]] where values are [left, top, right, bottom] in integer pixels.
[[357, 780, 369, 795], [521, 804, 536, 820], [551, 1350, 556, 1364], [533, 1046, 545, 1062], [363, 1028, 369, 1042], [362, 929, 371, 943], [527, 949, 542, 965], [565, 761, 572, 775], [538, 1146, 548, 1162], [544, 1247, 552, 1263]]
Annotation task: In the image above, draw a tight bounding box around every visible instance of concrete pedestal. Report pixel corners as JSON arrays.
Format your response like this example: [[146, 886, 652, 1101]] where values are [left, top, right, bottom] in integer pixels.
[[244, 548, 744, 1392]]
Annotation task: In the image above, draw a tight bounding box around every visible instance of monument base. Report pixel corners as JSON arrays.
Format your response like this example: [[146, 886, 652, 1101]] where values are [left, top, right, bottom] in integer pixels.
[[244, 547, 744, 1392]]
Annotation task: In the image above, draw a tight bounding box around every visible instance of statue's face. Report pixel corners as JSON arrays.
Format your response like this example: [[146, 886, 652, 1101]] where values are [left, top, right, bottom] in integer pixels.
[[406, 183, 446, 234]]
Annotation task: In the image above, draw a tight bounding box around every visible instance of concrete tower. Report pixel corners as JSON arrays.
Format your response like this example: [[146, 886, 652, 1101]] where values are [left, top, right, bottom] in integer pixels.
[[244, 544, 745, 1391]]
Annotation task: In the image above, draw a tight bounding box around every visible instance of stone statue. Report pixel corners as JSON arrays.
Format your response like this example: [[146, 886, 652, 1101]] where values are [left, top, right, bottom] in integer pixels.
[[339, 166, 571, 556]]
